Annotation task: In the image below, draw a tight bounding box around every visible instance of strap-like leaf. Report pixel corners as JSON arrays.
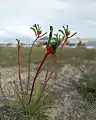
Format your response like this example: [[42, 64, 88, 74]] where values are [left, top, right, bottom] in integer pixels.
[[68, 32, 77, 38], [35, 81, 40, 98], [39, 115, 53, 120]]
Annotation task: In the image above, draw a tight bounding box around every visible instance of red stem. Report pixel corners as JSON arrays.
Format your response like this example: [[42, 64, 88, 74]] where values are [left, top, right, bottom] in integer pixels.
[[62, 36, 68, 48], [28, 52, 51, 104], [26, 37, 38, 100], [18, 46, 23, 95]]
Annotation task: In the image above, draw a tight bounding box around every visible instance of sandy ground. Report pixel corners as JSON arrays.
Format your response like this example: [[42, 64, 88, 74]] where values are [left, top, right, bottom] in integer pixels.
[[0, 63, 96, 120]]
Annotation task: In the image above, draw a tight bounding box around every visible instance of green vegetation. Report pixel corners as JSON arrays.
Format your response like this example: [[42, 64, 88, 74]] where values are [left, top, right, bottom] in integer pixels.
[[2, 80, 53, 120], [75, 68, 96, 102], [0, 47, 96, 67]]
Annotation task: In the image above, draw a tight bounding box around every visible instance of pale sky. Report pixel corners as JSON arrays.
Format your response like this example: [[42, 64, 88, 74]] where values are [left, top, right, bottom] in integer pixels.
[[0, 0, 96, 43]]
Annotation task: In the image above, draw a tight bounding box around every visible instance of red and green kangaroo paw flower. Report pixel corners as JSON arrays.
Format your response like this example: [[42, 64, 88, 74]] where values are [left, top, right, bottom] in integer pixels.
[[37, 31, 42, 37]]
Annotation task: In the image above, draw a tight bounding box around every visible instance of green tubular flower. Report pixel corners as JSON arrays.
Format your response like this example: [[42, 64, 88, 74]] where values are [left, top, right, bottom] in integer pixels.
[[47, 26, 57, 54], [50, 42, 58, 54], [30, 24, 47, 38], [48, 30, 62, 54], [16, 39, 20, 47], [48, 26, 53, 45]]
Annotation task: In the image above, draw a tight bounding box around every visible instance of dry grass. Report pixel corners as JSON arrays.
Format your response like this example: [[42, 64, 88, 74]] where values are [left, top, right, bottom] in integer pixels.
[[0, 47, 96, 67], [0, 46, 96, 120]]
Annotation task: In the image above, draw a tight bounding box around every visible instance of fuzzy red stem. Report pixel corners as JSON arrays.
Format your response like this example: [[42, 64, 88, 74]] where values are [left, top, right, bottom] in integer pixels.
[[62, 36, 68, 48], [28, 52, 51, 104], [26, 37, 38, 101], [18, 46, 23, 95], [28, 37, 38, 80]]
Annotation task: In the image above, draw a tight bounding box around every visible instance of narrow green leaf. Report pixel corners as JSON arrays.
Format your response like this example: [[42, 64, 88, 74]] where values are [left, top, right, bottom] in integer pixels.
[[35, 81, 40, 102], [66, 25, 68, 30], [40, 115, 53, 120], [40, 106, 56, 110]]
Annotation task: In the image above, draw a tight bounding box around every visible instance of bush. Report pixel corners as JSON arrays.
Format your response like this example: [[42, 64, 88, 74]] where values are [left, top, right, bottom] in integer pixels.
[[75, 65, 96, 102]]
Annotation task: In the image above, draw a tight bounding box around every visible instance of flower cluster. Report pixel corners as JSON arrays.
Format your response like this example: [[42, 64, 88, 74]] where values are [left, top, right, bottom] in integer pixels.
[[16, 24, 77, 104]]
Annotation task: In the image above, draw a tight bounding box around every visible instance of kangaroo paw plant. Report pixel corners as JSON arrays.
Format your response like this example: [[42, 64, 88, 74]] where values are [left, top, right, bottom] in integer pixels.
[[58, 25, 77, 48], [0, 24, 76, 120]]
